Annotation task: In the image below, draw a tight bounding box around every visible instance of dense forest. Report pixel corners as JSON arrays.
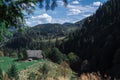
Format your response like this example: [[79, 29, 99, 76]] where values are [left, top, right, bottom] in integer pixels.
[[59, 0, 120, 78]]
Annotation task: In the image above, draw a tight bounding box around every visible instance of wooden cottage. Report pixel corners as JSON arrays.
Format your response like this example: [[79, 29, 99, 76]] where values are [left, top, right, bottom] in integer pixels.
[[26, 50, 43, 59]]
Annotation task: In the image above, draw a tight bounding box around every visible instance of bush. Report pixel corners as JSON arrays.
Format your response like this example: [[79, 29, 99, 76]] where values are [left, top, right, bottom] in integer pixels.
[[0, 68, 9, 80], [22, 49, 28, 59], [60, 61, 72, 78], [68, 52, 79, 64], [0, 67, 3, 80], [79, 72, 113, 80], [38, 63, 51, 80], [8, 64, 19, 80], [28, 72, 37, 80], [47, 47, 65, 64], [0, 51, 4, 57], [10, 52, 17, 57]]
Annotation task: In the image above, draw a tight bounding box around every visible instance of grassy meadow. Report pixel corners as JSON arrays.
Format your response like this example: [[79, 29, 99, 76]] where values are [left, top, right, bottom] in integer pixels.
[[0, 57, 74, 80], [0, 57, 42, 72]]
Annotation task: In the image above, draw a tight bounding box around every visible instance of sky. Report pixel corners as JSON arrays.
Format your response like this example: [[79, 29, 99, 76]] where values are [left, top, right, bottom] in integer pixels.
[[25, 0, 107, 27]]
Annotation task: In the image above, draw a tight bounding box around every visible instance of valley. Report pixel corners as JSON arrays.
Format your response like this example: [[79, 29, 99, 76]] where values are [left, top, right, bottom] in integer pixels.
[[0, 0, 120, 80]]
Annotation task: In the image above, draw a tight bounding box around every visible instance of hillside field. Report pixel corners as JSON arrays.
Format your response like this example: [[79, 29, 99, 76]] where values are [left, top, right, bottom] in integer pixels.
[[0, 57, 42, 72], [0, 57, 74, 80]]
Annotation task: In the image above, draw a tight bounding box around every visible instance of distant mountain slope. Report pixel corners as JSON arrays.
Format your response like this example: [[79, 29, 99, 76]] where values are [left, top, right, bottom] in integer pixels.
[[4, 19, 85, 50], [31, 23, 68, 37], [26, 20, 84, 39]]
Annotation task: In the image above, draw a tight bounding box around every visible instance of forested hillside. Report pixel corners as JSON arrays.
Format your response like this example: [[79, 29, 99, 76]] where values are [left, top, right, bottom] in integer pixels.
[[28, 23, 79, 39], [3, 22, 83, 54], [59, 0, 120, 78]]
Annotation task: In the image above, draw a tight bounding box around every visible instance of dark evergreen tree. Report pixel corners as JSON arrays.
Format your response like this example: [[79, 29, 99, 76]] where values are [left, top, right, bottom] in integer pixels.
[[0, 67, 3, 80], [48, 47, 65, 64], [22, 49, 28, 59], [8, 64, 19, 80]]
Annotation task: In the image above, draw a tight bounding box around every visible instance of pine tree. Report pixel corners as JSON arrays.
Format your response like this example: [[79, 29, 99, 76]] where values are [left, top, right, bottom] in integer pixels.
[[22, 49, 28, 59], [8, 64, 19, 80], [0, 67, 3, 80]]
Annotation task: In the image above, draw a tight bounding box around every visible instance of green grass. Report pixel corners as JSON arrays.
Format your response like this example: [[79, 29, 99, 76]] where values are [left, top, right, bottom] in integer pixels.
[[0, 57, 73, 80], [0, 57, 42, 72]]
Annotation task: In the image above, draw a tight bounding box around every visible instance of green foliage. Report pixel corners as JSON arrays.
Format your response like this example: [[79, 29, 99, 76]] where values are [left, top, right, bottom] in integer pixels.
[[0, 67, 3, 80], [1, 57, 74, 80], [10, 52, 17, 57], [17, 51, 23, 59], [0, 22, 12, 47], [0, 21, 7, 42], [4, 22, 79, 51], [68, 52, 79, 64], [0, 0, 68, 46], [60, 0, 120, 77], [27, 23, 78, 39], [0, 51, 4, 57], [38, 63, 50, 80], [8, 64, 19, 79], [56, 61, 72, 79], [22, 49, 28, 59], [47, 47, 66, 64], [28, 72, 37, 80]]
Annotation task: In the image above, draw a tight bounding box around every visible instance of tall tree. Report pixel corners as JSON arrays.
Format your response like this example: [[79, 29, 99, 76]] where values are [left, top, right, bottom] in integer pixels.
[[0, 67, 3, 80], [8, 64, 19, 80]]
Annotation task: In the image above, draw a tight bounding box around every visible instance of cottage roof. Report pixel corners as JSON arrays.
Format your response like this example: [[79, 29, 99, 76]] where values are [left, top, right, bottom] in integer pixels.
[[26, 50, 43, 59]]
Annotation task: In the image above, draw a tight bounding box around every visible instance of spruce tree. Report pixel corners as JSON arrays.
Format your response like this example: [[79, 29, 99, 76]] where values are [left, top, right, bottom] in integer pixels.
[[8, 64, 19, 80], [0, 67, 3, 80]]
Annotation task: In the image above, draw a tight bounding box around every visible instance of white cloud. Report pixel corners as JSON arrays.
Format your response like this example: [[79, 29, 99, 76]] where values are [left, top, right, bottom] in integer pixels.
[[93, 1, 102, 7], [71, 0, 79, 5], [26, 13, 52, 26], [67, 4, 97, 15], [68, 9, 81, 15], [34, 13, 52, 22], [25, 0, 102, 26]]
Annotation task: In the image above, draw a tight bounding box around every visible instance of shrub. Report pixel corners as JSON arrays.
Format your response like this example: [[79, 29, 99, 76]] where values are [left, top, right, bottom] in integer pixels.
[[79, 72, 113, 80], [8, 64, 19, 80], [10, 52, 17, 57], [48, 47, 65, 64], [0, 51, 4, 57], [28, 72, 37, 80], [68, 52, 79, 64], [22, 49, 28, 59], [0, 67, 3, 80], [38, 63, 50, 80], [59, 61, 72, 79], [0, 68, 9, 80]]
